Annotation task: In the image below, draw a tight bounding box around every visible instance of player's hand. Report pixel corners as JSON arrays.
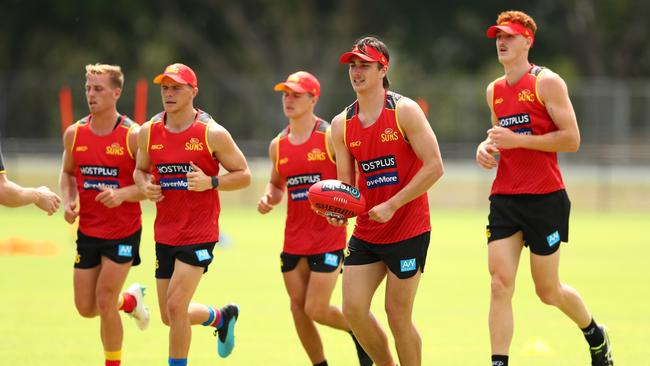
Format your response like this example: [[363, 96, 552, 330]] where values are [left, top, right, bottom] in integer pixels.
[[63, 200, 79, 223], [325, 215, 348, 227], [257, 194, 274, 214], [487, 126, 520, 149], [143, 175, 164, 202], [33, 186, 61, 216], [186, 161, 211, 192], [476, 139, 500, 170], [368, 201, 395, 223], [96, 185, 125, 208]]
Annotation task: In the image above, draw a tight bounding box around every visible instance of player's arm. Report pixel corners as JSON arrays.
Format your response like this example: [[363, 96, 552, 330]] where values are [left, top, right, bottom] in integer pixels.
[[257, 136, 285, 214], [133, 122, 163, 202], [330, 112, 355, 184], [322, 112, 354, 226], [202, 122, 251, 191], [58, 125, 80, 221], [96, 124, 146, 208], [0, 173, 61, 215], [487, 71, 580, 152], [368, 98, 444, 223], [477, 82, 501, 169]]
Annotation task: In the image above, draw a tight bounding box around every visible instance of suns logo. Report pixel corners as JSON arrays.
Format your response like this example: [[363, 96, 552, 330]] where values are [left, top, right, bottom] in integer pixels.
[[349, 140, 361, 148], [105, 143, 124, 156], [307, 148, 326, 161], [518, 89, 535, 103], [184, 137, 204, 151], [279, 157, 289, 165], [380, 128, 399, 143], [75, 145, 88, 152], [150, 144, 164, 150]]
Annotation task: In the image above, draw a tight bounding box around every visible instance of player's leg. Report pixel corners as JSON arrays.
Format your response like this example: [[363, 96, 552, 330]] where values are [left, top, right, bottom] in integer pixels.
[[73, 234, 102, 317], [384, 269, 421, 366], [284, 257, 326, 364], [95, 257, 131, 364], [304, 253, 347, 331], [488, 232, 524, 357], [343, 261, 393, 366], [166, 259, 204, 359], [157, 278, 171, 326], [530, 248, 612, 364], [74, 266, 101, 317], [530, 248, 591, 325]]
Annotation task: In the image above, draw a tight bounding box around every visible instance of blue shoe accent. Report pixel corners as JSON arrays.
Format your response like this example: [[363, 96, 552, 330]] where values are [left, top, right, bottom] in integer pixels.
[[216, 304, 239, 358]]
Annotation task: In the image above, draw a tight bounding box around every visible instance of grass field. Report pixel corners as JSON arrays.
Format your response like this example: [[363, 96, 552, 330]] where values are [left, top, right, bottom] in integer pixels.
[[1, 203, 648, 365]]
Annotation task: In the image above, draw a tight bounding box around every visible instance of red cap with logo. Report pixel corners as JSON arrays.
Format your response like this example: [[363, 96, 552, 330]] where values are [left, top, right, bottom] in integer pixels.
[[153, 63, 198, 88], [273, 71, 320, 97], [486, 21, 535, 47], [339, 44, 389, 66]]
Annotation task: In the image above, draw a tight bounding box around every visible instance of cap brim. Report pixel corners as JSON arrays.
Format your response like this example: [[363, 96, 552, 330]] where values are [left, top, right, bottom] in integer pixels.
[[153, 73, 189, 85], [339, 51, 377, 64], [273, 82, 308, 93], [486, 25, 519, 38]]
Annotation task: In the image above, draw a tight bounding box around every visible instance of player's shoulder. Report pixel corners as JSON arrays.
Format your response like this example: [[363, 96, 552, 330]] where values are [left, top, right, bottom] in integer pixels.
[[119, 115, 137, 128], [535, 66, 568, 97], [535, 66, 562, 85], [392, 93, 420, 116], [75, 115, 91, 126], [315, 117, 330, 133], [196, 109, 221, 126], [331, 110, 347, 128], [386, 90, 406, 110], [149, 111, 165, 124]]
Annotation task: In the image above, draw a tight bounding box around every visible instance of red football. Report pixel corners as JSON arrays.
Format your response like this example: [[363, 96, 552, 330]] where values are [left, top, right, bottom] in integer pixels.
[[308, 179, 366, 219]]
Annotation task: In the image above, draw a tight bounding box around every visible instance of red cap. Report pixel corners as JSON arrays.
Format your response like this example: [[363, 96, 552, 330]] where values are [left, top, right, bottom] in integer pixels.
[[273, 71, 320, 97], [153, 63, 198, 88], [486, 21, 535, 47], [339, 44, 389, 66]]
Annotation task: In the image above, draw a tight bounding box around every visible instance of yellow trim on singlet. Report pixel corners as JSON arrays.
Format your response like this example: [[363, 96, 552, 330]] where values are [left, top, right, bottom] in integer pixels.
[[125, 124, 136, 159], [393, 97, 409, 145], [147, 121, 157, 152], [534, 68, 547, 107], [274, 133, 281, 173], [324, 126, 335, 164], [205, 120, 214, 156], [0, 170, 5, 174], [490, 76, 505, 114], [342, 112, 348, 148], [71, 123, 80, 150]]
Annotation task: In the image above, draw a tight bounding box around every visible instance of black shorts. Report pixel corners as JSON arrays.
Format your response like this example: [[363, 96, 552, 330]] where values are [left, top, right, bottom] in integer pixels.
[[344, 232, 430, 279], [155, 242, 216, 279], [74, 228, 142, 269], [280, 250, 345, 273], [487, 189, 571, 256]]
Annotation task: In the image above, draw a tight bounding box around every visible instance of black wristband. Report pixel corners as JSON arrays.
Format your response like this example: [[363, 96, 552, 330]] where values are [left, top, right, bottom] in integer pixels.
[[211, 175, 219, 189]]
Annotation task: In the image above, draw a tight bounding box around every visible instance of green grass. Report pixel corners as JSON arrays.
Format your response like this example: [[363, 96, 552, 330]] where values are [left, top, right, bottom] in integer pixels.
[[0, 205, 648, 365]]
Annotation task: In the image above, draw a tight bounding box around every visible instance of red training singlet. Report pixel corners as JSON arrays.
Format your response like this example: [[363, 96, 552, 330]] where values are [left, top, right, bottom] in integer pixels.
[[276, 118, 346, 255], [344, 91, 430, 244], [490, 65, 565, 195], [71, 115, 142, 239], [147, 109, 221, 246]]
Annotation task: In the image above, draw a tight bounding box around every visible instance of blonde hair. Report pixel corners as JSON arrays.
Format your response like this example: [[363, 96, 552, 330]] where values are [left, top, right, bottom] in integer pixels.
[[496, 10, 537, 34], [85, 63, 124, 89]]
